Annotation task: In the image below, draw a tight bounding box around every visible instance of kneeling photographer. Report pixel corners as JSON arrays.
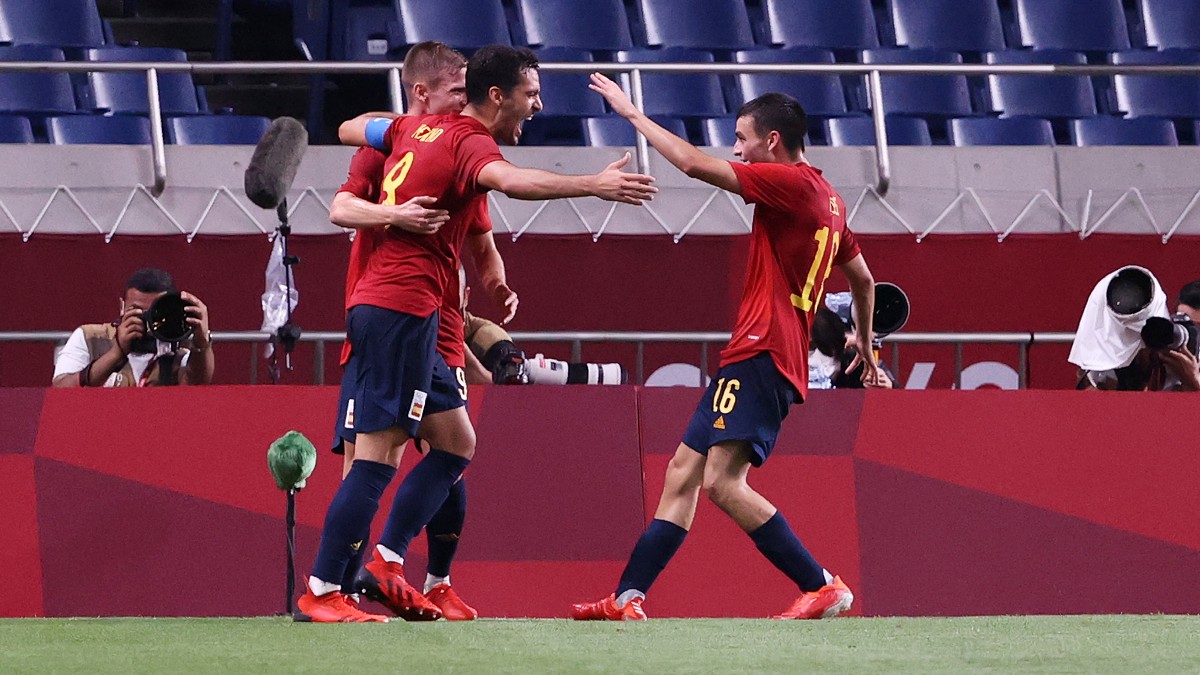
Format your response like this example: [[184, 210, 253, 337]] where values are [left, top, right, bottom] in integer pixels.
[[53, 268, 214, 387], [1069, 266, 1199, 392], [809, 282, 907, 390]]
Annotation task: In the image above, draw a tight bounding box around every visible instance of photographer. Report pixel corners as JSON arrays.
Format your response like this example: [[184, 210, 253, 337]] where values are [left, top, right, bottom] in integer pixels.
[[1070, 266, 1198, 392], [1179, 280, 1200, 323], [52, 268, 214, 387], [809, 289, 900, 390]]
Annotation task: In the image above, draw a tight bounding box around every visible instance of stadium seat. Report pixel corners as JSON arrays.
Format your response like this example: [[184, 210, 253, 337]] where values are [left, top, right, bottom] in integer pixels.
[[166, 115, 271, 145], [536, 48, 607, 118], [0, 0, 106, 48], [1014, 0, 1130, 52], [396, 0, 510, 50], [986, 50, 1097, 119], [1139, 0, 1200, 50], [826, 116, 932, 146], [584, 115, 688, 146], [0, 114, 35, 143], [615, 48, 726, 118], [763, 0, 880, 50], [82, 47, 200, 115], [636, 0, 755, 51], [860, 49, 973, 119], [733, 49, 847, 118], [887, 0, 1006, 53], [1111, 50, 1200, 120], [45, 115, 152, 145], [1070, 116, 1178, 146], [517, 0, 633, 51], [519, 116, 586, 146], [339, 3, 403, 61], [948, 117, 1055, 146], [0, 45, 77, 115]]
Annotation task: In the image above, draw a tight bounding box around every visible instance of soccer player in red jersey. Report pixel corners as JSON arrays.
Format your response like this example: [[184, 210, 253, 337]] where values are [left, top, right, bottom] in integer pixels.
[[324, 42, 504, 622], [571, 75, 883, 621], [296, 46, 655, 623]]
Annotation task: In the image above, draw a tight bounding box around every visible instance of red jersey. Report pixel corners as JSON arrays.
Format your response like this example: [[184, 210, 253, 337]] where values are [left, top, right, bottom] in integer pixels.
[[336, 141, 493, 369], [348, 113, 504, 320], [721, 161, 861, 400]]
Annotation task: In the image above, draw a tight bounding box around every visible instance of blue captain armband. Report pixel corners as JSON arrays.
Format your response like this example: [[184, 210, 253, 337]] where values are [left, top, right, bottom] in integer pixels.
[[364, 118, 393, 151]]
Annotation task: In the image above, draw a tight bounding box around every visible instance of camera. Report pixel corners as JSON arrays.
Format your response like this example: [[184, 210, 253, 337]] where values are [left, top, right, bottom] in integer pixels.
[[1141, 313, 1198, 354], [143, 292, 194, 343]]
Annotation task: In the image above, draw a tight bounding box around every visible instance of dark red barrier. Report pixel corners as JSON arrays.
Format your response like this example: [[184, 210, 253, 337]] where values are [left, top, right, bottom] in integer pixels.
[[4, 387, 1199, 617]]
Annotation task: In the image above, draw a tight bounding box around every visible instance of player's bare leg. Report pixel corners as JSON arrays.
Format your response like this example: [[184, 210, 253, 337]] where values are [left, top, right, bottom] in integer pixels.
[[571, 443, 706, 621], [704, 442, 853, 619]]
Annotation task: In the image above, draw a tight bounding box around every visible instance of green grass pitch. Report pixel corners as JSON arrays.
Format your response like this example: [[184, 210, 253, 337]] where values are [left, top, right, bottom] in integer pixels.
[[1, 615, 1197, 673]]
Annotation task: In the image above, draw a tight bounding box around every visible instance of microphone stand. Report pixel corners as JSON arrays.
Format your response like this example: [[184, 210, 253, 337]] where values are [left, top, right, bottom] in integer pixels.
[[269, 199, 302, 383]]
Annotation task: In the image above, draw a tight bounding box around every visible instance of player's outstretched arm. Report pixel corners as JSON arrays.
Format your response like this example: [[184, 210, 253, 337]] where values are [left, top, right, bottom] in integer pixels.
[[589, 73, 740, 195], [329, 191, 449, 234], [840, 254, 882, 387], [476, 155, 657, 206], [338, 112, 400, 148]]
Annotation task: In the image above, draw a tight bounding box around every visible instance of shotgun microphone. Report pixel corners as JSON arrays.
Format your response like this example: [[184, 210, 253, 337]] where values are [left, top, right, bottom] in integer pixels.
[[244, 117, 309, 210]]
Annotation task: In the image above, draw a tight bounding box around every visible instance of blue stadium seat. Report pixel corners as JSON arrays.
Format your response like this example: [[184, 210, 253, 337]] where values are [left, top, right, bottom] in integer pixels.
[[339, 3, 403, 61], [519, 116, 586, 146], [1139, 0, 1200, 50], [584, 115, 688, 146], [1111, 50, 1200, 120], [0, 0, 106, 48], [733, 49, 847, 118], [763, 0, 880, 50], [167, 115, 271, 145], [948, 117, 1055, 146], [861, 49, 973, 119], [0, 114, 35, 143], [986, 50, 1097, 119], [826, 116, 932, 146], [887, 0, 1006, 53], [1014, 0, 1130, 52], [46, 115, 152, 145], [636, 0, 755, 51], [536, 48, 606, 118], [83, 47, 200, 115], [615, 48, 726, 117], [0, 45, 77, 115], [517, 0, 633, 51], [396, 0, 510, 49], [1070, 117, 1178, 146]]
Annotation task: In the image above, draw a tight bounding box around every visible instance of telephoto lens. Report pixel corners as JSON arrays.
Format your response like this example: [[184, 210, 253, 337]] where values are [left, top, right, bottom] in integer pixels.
[[144, 292, 193, 343]]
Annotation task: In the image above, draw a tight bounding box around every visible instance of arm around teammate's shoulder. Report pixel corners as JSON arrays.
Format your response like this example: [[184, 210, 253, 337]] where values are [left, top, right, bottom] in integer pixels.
[[338, 112, 400, 148]]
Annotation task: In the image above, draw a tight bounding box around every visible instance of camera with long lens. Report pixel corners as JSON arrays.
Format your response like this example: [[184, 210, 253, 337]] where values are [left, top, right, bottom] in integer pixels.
[[1141, 313, 1198, 354], [143, 292, 194, 344]]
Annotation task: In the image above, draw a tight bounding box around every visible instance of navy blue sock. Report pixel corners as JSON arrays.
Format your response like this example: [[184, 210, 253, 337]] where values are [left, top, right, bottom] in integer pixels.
[[615, 519, 688, 596], [311, 460, 396, 586], [749, 511, 826, 592], [341, 534, 368, 595], [425, 477, 467, 578], [378, 449, 470, 560]]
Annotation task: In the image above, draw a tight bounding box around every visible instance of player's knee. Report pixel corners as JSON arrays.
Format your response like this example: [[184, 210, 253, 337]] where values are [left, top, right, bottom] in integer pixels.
[[701, 475, 736, 508]]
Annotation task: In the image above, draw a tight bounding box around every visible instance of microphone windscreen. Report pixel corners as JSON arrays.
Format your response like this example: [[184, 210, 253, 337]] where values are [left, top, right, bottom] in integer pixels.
[[244, 117, 309, 210]]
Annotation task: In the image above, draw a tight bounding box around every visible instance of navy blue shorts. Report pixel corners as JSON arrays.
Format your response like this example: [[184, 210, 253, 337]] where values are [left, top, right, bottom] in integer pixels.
[[681, 352, 798, 467], [328, 304, 440, 451]]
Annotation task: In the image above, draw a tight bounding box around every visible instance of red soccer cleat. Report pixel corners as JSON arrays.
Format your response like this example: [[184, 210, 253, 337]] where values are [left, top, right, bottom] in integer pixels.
[[294, 590, 389, 623], [772, 576, 854, 620], [425, 584, 478, 621], [355, 550, 443, 621], [569, 594, 647, 621]]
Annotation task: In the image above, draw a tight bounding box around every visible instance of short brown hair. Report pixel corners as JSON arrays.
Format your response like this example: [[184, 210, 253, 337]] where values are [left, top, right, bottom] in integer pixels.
[[401, 41, 467, 91]]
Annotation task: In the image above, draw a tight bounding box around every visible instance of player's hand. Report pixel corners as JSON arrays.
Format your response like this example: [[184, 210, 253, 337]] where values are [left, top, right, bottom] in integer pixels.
[[180, 291, 211, 349], [113, 305, 144, 356], [1160, 344, 1200, 391], [390, 195, 450, 235], [592, 152, 657, 205], [847, 337, 885, 388], [588, 73, 639, 119], [491, 283, 519, 325]]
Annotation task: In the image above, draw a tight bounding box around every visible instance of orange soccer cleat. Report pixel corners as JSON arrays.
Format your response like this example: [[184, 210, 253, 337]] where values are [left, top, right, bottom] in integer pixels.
[[294, 590, 389, 623], [569, 594, 647, 621], [425, 584, 479, 621], [355, 550, 443, 621], [772, 576, 854, 620]]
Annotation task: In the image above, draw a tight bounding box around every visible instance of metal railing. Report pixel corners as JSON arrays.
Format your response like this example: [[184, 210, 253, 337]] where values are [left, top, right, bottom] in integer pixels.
[[2, 59, 1199, 198], [1, 329, 1077, 387]]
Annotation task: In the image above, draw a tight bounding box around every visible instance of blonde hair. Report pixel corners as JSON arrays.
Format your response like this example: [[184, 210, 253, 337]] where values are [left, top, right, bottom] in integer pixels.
[[401, 41, 467, 91]]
